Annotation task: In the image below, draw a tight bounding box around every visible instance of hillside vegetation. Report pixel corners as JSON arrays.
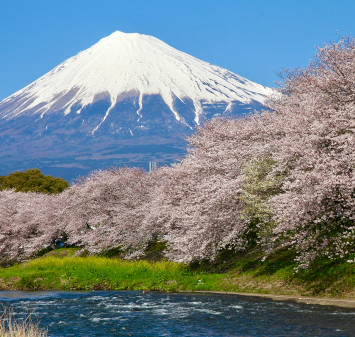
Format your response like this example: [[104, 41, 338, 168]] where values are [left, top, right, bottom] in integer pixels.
[[0, 248, 353, 300]]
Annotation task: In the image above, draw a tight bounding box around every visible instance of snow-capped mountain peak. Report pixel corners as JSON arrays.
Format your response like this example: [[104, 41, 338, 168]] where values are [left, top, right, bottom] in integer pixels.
[[1, 30, 273, 130], [0, 31, 274, 180]]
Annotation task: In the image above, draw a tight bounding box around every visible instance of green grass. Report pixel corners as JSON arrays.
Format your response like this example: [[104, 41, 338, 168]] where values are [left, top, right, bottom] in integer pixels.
[[0, 252, 223, 292], [0, 248, 353, 299]]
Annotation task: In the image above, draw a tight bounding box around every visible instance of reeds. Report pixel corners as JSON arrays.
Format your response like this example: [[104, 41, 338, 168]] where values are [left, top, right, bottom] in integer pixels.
[[0, 307, 47, 337]]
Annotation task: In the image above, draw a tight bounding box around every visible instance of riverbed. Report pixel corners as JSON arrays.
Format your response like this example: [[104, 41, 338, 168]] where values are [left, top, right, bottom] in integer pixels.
[[0, 291, 354, 336]]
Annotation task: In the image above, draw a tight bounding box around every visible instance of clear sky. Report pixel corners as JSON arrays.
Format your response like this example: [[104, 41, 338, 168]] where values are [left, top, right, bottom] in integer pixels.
[[0, 0, 354, 100]]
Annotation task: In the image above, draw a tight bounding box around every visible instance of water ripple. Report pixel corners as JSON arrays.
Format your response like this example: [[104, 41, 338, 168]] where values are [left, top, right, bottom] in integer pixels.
[[0, 291, 354, 337]]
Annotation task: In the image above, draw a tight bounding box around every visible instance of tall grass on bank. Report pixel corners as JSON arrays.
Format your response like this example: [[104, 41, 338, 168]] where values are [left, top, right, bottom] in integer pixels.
[[0, 255, 224, 292], [0, 248, 354, 297], [0, 307, 47, 337]]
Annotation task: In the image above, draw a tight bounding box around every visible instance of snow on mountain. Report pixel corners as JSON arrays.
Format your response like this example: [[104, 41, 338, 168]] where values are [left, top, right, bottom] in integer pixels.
[[1, 31, 272, 127], [0, 31, 274, 181]]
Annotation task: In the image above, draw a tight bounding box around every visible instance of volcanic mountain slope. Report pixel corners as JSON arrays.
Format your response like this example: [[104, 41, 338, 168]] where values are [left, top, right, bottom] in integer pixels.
[[0, 31, 273, 181]]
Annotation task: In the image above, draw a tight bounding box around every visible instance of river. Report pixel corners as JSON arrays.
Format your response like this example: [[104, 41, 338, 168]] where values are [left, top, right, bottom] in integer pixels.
[[0, 291, 354, 336]]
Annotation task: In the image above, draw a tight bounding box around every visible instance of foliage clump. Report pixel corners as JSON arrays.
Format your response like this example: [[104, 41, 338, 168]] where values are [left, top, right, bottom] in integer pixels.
[[0, 169, 69, 194], [238, 157, 280, 247]]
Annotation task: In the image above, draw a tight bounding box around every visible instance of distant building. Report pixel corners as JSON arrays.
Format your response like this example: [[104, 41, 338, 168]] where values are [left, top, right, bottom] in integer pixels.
[[149, 161, 157, 172]]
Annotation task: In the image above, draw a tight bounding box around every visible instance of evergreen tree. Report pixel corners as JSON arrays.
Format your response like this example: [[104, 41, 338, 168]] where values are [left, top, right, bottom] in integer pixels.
[[0, 169, 69, 194]]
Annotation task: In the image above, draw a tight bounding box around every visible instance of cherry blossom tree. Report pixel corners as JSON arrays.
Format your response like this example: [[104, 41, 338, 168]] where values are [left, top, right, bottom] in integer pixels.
[[147, 37, 354, 266], [268, 36, 355, 266], [0, 190, 61, 261], [147, 114, 279, 262], [61, 167, 155, 256]]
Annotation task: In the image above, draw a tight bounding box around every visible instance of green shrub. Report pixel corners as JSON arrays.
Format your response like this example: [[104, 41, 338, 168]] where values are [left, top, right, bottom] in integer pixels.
[[0, 169, 69, 194]]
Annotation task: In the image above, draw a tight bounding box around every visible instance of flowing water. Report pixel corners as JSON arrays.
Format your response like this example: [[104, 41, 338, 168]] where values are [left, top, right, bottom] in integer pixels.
[[0, 291, 354, 336]]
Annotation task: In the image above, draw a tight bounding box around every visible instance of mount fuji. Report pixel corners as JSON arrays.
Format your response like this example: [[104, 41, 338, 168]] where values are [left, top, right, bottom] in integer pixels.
[[0, 31, 273, 181]]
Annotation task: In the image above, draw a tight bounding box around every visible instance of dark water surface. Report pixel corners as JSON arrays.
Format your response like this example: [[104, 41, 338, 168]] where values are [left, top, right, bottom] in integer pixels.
[[0, 291, 354, 336]]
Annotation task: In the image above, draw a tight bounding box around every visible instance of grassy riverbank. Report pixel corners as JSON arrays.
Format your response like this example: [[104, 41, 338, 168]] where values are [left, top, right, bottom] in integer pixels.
[[0, 248, 354, 301]]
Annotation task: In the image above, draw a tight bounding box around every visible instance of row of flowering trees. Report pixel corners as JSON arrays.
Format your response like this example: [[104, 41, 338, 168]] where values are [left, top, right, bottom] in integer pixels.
[[0, 37, 354, 268]]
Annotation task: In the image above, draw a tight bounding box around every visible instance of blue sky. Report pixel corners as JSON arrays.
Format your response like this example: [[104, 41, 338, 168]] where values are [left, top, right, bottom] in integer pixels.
[[0, 0, 354, 100]]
